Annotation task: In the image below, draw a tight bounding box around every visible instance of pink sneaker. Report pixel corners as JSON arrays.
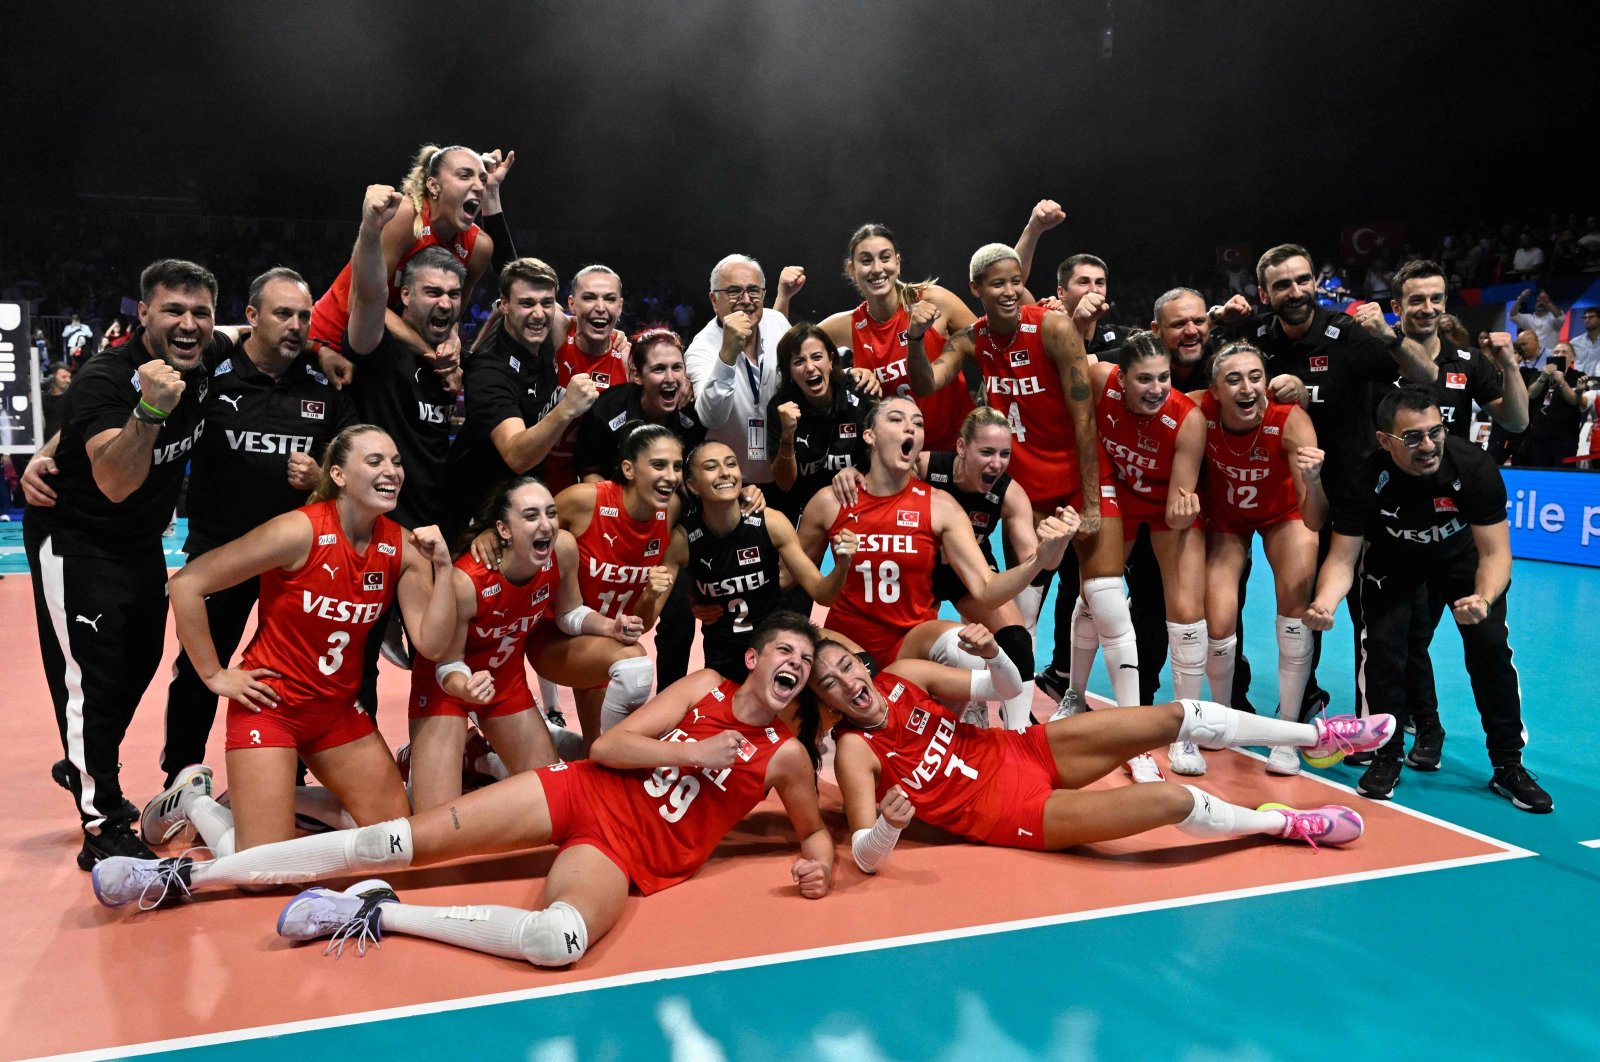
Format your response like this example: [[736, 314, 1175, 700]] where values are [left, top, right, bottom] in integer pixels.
[[1302, 714, 1395, 768], [1259, 803, 1364, 850]]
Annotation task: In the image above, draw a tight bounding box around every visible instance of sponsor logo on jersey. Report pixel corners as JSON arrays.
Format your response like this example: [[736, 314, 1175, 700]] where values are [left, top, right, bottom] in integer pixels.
[[711, 687, 726, 701], [1103, 330, 1115, 343], [735, 737, 757, 762], [1324, 324, 1341, 339], [887, 682, 905, 702], [509, 355, 521, 373], [1309, 355, 1329, 372], [1376, 470, 1390, 492], [1263, 424, 1281, 435], [363, 572, 385, 592], [687, 527, 703, 542], [377, 543, 397, 556], [839, 423, 857, 438], [1101, 484, 1118, 498], [1434, 497, 1458, 513], [300, 591, 384, 624], [481, 583, 502, 598], [897, 509, 919, 528], [855, 317, 867, 330], [1107, 388, 1122, 401], [608, 410, 628, 430], [301, 399, 326, 420], [592, 371, 611, 388], [215, 358, 234, 376], [644, 538, 661, 558], [765, 726, 780, 743], [906, 706, 930, 735], [226, 429, 315, 455], [1009, 348, 1031, 367], [1445, 372, 1467, 389], [600, 506, 619, 517], [533, 584, 551, 604], [1020, 323, 1038, 334], [738, 546, 760, 565], [317, 533, 337, 545]]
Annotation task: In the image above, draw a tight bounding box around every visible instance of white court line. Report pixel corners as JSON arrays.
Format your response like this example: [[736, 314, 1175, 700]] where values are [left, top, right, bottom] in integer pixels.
[[34, 846, 1534, 1062], [1580, 838, 1600, 848]]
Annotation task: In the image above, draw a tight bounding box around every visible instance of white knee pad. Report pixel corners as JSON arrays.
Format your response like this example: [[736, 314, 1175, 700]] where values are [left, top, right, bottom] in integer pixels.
[[601, 656, 656, 732], [1082, 577, 1133, 638], [517, 900, 589, 966], [351, 818, 414, 868]]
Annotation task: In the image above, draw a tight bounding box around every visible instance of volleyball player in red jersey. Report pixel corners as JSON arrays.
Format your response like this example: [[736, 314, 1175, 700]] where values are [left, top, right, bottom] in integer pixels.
[[1081, 333, 1209, 774], [798, 396, 1075, 676], [812, 223, 976, 449], [408, 476, 647, 810], [554, 423, 684, 745], [541, 265, 632, 491], [1186, 342, 1328, 776], [150, 426, 457, 859], [310, 145, 509, 370], [93, 614, 835, 971], [802, 628, 1390, 870]]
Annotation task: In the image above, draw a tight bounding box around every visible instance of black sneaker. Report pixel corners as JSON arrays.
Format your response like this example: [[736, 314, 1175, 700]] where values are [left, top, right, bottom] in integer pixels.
[[1034, 666, 1070, 705], [1300, 684, 1330, 720], [1407, 726, 1445, 771], [1490, 764, 1553, 814], [1357, 758, 1402, 800], [78, 819, 157, 871], [52, 759, 140, 823], [1343, 750, 1375, 768], [544, 705, 568, 729]]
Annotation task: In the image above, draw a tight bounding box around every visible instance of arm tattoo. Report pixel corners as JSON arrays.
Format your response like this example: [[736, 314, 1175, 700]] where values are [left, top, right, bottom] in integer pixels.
[[1069, 366, 1091, 402], [450, 806, 461, 830]]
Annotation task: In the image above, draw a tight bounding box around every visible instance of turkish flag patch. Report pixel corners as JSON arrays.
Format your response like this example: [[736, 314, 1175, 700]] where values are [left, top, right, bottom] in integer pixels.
[[1434, 497, 1458, 513]]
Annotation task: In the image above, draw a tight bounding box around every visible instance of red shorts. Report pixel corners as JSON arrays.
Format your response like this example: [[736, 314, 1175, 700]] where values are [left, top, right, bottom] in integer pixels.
[[534, 761, 637, 889], [225, 697, 375, 755], [408, 667, 537, 720], [967, 725, 1060, 851], [1206, 504, 1301, 539], [1032, 450, 1122, 522], [1116, 489, 1167, 540], [826, 617, 914, 671]]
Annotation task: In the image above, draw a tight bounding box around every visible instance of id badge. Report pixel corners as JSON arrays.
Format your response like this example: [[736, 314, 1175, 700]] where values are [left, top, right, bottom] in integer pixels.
[[747, 417, 767, 462]]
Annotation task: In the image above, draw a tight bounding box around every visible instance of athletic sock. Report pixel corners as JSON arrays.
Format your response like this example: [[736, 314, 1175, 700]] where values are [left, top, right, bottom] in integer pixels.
[[1275, 614, 1314, 723], [1165, 620, 1207, 700], [1084, 576, 1139, 705], [184, 793, 237, 857], [1205, 635, 1237, 707], [1069, 595, 1098, 697], [381, 900, 587, 966], [1174, 784, 1286, 838], [1175, 699, 1318, 750], [294, 786, 357, 832], [189, 818, 414, 889], [479, 751, 510, 781], [992, 624, 1037, 730]]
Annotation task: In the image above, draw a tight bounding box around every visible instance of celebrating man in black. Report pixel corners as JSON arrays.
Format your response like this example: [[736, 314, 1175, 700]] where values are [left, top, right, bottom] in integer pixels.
[[24, 259, 220, 867], [159, 267, 354, 784], [1305, 386, 1551, 812]]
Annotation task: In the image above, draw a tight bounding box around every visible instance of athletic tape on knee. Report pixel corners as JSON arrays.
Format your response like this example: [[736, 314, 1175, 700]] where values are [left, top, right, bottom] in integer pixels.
[[600, 656, 656, 732], [517, 900, 589, 966]]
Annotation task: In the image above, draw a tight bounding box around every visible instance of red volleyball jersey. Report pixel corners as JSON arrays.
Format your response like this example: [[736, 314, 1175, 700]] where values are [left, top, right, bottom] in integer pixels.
[[836, 674, 1010, 837], [240, 500, 404, 707], [576, 479, 669, 618], [972, 304, 1078, 505], [849, 301, 973, 450], [309, 204, 481, 350], [1199, 393, 1301, 533], [544, 330, 632, 490], [567, 678, 793, 893], [824, 479, 939, 665], [1096, 366, 1198, 507], [410, 550, 561, 714]]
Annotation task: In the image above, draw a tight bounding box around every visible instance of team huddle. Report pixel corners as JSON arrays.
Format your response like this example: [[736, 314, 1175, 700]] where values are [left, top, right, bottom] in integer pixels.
[[40, 141, 1559, 971]]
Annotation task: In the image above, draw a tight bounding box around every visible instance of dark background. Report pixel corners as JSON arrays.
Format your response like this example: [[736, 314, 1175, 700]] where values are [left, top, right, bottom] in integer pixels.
[[6, 0, 1593, 317]]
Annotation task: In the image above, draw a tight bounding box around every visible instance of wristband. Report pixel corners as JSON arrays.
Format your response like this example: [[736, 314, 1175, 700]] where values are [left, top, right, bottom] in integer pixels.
[[556, 605, 596, 636], [852, 815, 906, 874], [133, 400, 170, 424], [435, 660, 472, 687]]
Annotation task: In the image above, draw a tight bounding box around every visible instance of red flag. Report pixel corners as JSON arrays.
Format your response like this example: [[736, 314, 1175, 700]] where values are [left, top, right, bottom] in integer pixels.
[[1340, 223, 1407, 263]]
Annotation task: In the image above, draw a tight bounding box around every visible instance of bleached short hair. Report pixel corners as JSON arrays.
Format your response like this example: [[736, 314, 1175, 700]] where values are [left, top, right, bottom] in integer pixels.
[[968, 243, 1021, 283]]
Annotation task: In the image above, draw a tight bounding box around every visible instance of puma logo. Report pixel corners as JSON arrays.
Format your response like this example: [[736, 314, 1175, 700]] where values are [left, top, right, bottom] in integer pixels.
[[1105, 413, 1118, 428], [218, 395, 241, 412], [1364, 573, 1388, 589], [796, 434, 811, 448], [1379, 507, 1400, 519], [322, 563, 339, 578], [698, 556, 714, 569], [74, 613, 102, 632], [602, 532, 618, 548], [691, 706, 702, 723]]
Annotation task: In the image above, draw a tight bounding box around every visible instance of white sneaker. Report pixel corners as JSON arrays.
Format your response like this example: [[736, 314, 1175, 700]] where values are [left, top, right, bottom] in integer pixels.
[[960, 702, 990, 728], [92, 855, 197, 910], [1267, 745, 1302, 776], [1124, 754, 1165, 784], [1049, 688, 1086, 722], [277, 879, 398, 957], [140, 764, 213, 844], [1167, 741, 1207, 776]]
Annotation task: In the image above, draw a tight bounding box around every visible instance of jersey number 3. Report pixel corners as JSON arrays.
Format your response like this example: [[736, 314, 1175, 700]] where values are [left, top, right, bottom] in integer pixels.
[[317, 631, 351, 675]]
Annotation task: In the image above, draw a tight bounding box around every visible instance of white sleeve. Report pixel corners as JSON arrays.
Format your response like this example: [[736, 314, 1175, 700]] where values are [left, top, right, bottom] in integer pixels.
[[687, 330, 739, 429], [967, 651, 1023, 701]]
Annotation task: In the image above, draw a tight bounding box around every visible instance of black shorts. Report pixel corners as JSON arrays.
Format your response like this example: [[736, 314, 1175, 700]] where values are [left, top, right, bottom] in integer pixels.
[[932, 546, 998, 605]]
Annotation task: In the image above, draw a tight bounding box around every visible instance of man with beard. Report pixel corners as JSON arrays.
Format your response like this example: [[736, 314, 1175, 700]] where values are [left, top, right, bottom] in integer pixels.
[[1214, 244, 1436, 718], [24, 258, 220, 868], [446, 258, 599, 541], [158, 268, 354, 786]]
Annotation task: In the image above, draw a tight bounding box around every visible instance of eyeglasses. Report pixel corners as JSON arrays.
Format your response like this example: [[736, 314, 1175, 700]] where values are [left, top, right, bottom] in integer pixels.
[[1381, 424, 1447, 449], [715, 285, 764, 300]]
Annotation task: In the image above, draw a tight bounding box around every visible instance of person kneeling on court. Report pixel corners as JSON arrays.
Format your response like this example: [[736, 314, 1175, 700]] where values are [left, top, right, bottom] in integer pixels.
[[91, 613, 834, 967], [800, 624, 1395, 867]]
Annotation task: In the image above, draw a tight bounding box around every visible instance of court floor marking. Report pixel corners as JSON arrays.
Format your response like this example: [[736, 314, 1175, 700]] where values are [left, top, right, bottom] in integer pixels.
[[37, 839, 1533, 1062], [1580, 838, 1600, 848]]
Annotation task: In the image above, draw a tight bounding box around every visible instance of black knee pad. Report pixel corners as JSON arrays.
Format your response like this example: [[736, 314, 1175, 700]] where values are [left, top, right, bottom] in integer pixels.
[[994, 624, 1035, 678]]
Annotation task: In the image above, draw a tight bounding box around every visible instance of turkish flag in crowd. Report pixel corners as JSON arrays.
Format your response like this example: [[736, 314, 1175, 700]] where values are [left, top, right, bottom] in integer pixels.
[[1340, 223, 1407, 263], [1216, 242, 1253, 271]]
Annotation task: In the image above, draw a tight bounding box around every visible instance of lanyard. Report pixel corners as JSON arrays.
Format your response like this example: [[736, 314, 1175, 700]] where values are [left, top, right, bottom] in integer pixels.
[[742, 353, 763, 402]]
